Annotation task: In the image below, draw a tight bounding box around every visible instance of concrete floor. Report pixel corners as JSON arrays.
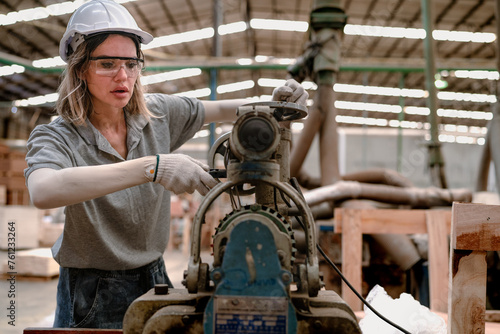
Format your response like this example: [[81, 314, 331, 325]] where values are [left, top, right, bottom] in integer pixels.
[[0, 249, 195, 334]]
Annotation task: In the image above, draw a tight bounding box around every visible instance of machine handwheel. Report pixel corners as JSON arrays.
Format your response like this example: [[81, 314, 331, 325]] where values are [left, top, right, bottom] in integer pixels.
[[242, 101, 308, 122]]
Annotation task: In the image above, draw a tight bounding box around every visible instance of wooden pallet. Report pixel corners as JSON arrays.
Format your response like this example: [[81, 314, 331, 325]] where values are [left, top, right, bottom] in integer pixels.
[[0, 144, 30, 205]]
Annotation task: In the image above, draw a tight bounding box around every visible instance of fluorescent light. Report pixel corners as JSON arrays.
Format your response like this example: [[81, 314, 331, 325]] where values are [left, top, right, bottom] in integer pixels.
[[254, 55, 269, 63], [334, 83, 426, 98], [217, 80, 255, 94], [277, 58, 296, 65], [388, 119, 424, 129], [250, 18, 308, 32], [300, 81, 318, 90], [0, 0, 138, 26], [15, 92, 58, 107], [32, 56, 65, 68], [437, 91, 496, 103], [140, 68, 202, 86], [257, 78, 286, 87], [454, 70, 499, 80], [344, 24, 496, 43], [437, 108, 492, 120], [405, 106, 429, 115], [433, 30, 496, 43], [344, 24, 425, 39], [335, 100, 402, 113], [258, 78, 317, 90], [0, 64, 25, 76], [336, 115, 388, 127], [174, 88, 211, 98], [237, 58, 253, 65], [335, 100, 492, 121], [218, 21, 247, 35], [143, 28, 214, 49], [444, 124, 468, 133]]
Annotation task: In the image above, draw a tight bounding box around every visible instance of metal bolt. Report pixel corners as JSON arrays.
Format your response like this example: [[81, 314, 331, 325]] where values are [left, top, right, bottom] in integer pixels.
[[213, 271, 222, 281], [281, 272, 291, 283]]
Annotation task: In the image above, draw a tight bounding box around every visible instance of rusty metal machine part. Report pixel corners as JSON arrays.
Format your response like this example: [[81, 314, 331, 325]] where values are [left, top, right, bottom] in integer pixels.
[[212, 204, 296, 270], [123, 101, 361, 333]]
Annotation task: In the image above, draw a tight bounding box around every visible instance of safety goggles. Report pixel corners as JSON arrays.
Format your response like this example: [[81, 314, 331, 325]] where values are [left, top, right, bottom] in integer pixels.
[[89, 56, 144, 78]]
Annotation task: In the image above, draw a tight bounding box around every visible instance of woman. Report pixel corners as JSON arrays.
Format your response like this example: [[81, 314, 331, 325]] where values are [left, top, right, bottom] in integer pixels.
[[24, 0, 308, 329]]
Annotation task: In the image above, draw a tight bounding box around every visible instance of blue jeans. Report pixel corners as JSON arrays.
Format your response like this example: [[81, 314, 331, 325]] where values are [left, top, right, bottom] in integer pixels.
[[53, 257, 172, 329]]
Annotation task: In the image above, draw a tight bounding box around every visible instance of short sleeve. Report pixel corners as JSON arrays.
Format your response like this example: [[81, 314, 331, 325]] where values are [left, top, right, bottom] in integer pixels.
[[24, 121, 76, 181], [145, 94, 205, 152]]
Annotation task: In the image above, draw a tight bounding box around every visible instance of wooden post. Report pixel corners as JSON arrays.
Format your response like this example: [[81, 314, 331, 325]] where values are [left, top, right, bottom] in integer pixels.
[[448, 202, 500, 334], [425, 210, 450, 312], [340, 208, 363, 311], [448, 249, 487, 334]]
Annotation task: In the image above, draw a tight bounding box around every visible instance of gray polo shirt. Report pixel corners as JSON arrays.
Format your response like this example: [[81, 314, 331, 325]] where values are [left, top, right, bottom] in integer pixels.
[[24, 93, 205, 270]]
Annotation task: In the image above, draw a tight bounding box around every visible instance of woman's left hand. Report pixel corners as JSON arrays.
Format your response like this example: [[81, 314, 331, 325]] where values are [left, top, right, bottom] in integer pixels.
[[272, 79, 309, 107]]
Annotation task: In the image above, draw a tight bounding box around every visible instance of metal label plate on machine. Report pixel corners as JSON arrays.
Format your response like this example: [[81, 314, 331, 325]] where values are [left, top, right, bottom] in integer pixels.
[[213, 295, 288, 334]]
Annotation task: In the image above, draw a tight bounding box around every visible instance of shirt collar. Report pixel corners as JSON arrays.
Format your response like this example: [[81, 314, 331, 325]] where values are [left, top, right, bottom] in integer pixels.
[[73, 110, 150, 158]]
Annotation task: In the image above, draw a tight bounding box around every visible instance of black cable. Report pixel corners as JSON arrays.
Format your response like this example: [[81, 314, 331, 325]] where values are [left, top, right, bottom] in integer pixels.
[[285, 178, 411, 334], [316, 243, 411, 334]]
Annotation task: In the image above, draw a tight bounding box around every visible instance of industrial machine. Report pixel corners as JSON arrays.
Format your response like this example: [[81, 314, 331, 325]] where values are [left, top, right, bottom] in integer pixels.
[[123, 101, 361, 333]]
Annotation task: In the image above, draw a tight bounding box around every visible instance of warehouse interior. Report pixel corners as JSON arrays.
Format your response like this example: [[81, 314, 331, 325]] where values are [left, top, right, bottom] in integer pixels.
[[0, 0, 499, 333]]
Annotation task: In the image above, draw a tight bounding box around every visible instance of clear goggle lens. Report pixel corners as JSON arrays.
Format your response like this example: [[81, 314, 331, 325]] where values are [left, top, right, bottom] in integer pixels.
[[90, 57, 144, 77]]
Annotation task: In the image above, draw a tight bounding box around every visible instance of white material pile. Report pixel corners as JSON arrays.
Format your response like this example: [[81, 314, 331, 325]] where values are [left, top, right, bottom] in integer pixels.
[[359, 285, 446, 334]]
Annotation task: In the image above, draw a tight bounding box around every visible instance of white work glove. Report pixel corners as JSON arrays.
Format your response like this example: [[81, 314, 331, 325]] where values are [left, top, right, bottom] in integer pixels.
[[272, 79, 309, 106], [147, 154, 218, 195]]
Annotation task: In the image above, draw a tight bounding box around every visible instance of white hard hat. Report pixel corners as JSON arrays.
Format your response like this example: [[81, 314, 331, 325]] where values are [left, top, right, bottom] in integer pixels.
[[59, 0, 153, 62]]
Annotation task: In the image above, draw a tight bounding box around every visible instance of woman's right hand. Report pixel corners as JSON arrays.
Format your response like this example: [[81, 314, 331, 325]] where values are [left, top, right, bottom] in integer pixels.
[[149, 154, 218, 195]]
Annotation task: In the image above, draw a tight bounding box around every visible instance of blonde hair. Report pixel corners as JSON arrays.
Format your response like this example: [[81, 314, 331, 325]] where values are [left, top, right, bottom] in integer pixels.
[[56, 33, 152, 125]]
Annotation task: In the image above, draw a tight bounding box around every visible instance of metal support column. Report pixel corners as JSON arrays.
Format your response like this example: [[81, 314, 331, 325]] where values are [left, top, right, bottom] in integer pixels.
[[421, 0, 447, 188], [209, 0, 222, 147], [397, 73, 406, 173], [477, 0, 500, 193]]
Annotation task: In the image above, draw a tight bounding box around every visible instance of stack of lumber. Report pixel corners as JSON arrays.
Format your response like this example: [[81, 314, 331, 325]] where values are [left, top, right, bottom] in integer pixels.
[[0, 205, 40, 249], [2, 248, 59, 278], [0, 144, 29, 205]]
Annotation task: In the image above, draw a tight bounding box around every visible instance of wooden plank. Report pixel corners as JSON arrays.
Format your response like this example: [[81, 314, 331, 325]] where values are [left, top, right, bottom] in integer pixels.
[[426, 210, 450, 313], [341, 208, 363, 311], [10, 248, 60, 277], [447, 250, 487, 334], [334, 208, 451, 234], [451, 202, 500, 251]]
